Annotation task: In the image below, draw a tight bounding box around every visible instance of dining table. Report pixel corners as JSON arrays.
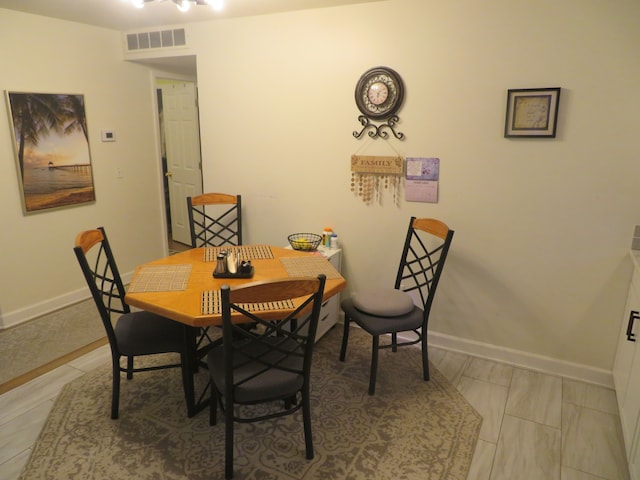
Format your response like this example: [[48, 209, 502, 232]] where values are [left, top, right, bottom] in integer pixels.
[[125, 244, 347, 416]]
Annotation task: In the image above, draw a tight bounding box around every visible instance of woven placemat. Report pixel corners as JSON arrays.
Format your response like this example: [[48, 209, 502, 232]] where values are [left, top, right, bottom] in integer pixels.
[[279, 256, 342, 279], [201, 290, 295, 315], [204, 245, 274, 262], [128, 264, 192, 293]]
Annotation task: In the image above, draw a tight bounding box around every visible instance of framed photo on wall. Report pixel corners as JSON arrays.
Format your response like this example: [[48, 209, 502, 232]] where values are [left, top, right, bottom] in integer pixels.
[[504, 87, 561, 138], [5, 91, 96, 214]]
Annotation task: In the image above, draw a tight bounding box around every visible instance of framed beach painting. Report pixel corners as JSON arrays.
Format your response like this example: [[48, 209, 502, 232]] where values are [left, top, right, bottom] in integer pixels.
[[6, 91, 95, 214]]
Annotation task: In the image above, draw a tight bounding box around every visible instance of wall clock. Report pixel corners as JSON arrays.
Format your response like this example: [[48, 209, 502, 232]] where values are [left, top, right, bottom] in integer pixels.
[[353, 66, 405, 140], [355, 66, 404, 119]]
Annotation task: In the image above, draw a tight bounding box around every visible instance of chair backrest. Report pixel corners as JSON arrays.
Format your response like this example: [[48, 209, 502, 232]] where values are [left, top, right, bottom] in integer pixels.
[[394, 217, 454, 315], [219, 275, 326, 402], [187, 193, 242, 248], [73, 227, 129, 349]]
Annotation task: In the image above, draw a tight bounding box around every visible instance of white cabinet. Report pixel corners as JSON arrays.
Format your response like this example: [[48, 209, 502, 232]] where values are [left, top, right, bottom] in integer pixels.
[[314, 246, 342, 341], [613, 252, 640, 478], [284, 245, 342, 342]]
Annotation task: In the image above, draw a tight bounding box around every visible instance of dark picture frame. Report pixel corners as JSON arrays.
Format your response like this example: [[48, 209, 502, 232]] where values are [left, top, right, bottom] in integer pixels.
[[5, 91, 95, 214], [504, 87, 561, 138]]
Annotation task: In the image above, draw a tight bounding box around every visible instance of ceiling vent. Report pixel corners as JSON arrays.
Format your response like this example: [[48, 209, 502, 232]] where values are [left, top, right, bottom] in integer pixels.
[[125, 28, 187, 51]]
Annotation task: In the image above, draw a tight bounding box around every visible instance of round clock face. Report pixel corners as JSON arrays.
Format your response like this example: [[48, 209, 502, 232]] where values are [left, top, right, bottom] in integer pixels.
[[355, 66, 404, 119], [367, 82, 389, 105]]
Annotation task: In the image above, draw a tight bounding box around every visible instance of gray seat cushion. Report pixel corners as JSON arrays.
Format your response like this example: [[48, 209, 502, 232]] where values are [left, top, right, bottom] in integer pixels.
[[115, 311, 185, 356], [208, 339, 304, 404], [352, 288, 414, 317]]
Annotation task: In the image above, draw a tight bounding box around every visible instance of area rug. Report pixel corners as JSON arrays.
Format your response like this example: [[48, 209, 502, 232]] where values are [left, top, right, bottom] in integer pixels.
[[19, 327, 481, 480]]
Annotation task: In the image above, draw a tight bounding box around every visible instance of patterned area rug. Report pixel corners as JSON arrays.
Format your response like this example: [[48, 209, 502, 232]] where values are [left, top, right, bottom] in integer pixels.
[[20, 327, 481, 479]]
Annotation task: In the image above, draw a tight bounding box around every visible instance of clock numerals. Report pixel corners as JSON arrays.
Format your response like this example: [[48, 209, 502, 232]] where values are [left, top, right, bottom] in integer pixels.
[[355, 67, 404, 120], [367, 82, 389, 106]]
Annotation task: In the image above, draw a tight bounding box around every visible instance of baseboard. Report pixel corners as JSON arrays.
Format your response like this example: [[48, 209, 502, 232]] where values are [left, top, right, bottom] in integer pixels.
[[336, 321, 614, 389], [0, 271, 134, 330], [427, 330, 614, 389], [3, 289, 613, 389], [0, 287, 89, 330]]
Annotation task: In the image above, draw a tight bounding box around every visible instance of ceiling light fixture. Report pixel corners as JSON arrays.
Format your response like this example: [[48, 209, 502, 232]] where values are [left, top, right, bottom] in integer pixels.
[[131, 0, 224, 13]]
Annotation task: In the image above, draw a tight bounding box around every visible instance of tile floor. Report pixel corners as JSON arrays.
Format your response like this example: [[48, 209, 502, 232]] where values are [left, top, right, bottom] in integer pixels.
[[0, 335, 630, 480]]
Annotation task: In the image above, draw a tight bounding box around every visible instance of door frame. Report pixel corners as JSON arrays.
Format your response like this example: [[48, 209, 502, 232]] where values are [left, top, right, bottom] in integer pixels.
[[150, 68, 202, 254]]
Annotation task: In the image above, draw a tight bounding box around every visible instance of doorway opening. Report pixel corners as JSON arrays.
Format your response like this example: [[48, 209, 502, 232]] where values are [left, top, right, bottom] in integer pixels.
[[155, 78, 203, 251]]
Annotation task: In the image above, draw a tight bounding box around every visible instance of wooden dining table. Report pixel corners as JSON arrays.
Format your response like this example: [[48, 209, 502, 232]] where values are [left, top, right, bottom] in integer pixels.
[[125, 244, 347, 416]]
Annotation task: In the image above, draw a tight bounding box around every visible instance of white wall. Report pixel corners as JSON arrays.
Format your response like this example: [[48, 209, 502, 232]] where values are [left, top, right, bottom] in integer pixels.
[[1, 0, 639, 384], [188, 0, 640, 379], [0, 10, 167, 326]]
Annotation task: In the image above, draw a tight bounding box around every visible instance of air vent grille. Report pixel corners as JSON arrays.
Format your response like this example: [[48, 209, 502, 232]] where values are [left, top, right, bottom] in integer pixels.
[[126, 28, 187, 51]]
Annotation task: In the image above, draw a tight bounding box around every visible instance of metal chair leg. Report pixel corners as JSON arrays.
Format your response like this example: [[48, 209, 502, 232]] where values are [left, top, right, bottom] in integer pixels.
[[111, 357, 120, 419], [225, 407, 234, 479], [126, 356, 134, 379], [209, 390, 218, 426], [302, 391, 314, 459], [339, 316, 350, 361], [369, 335, 379, 395], [421, 332, 430, 381]]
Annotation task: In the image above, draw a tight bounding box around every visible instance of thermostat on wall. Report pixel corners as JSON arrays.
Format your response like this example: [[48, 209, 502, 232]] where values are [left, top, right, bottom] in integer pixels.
[[101, 130, 116, 142]]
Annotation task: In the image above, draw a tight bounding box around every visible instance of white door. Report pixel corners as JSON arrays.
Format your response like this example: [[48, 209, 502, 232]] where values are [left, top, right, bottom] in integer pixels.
[[162, 81, 203, 245]]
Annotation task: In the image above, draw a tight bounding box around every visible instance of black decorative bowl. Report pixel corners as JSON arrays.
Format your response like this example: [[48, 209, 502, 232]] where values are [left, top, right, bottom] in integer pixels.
[[288, 233, 322, 251]]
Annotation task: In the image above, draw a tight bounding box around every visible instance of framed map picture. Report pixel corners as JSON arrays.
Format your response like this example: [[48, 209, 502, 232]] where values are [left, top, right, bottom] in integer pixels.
[[504, 87, 561, 138], [6, 91, 96, 214]]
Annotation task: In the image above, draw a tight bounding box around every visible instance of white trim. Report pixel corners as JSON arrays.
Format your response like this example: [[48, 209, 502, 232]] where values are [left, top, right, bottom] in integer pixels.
[[426, 330, 614, 389], [1, 293, 614, 389], [337, 323, 614, 389], [1, 287, 89, 330], [0, 272, 133, 330]]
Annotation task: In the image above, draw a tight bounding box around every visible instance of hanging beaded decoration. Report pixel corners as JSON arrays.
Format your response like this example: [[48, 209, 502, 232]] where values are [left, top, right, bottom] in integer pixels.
[[350, 155, 403, 205]]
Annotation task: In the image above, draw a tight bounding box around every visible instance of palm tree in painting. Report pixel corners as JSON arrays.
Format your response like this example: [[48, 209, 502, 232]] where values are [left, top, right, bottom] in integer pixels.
[[61, 95, 89, 143], [9, 93, 68, 181]]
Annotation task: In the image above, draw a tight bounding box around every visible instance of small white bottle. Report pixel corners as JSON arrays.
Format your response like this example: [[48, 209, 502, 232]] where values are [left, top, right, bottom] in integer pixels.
[[330, 234, 338, 249]]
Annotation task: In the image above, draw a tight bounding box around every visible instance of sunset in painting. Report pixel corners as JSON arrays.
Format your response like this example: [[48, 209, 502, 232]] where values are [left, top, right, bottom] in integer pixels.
[[8, 92, 95, 213]]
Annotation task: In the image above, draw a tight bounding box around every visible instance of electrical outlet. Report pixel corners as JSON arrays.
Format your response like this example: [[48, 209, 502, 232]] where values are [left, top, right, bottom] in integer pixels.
[[116, 168, 124, 179]]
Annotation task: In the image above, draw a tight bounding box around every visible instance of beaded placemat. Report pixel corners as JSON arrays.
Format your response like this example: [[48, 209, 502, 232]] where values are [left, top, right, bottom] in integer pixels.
[[128, 264, 192, 293], [201, 290, 295, 315], [204, 245, 274, 262], [279, 256, 342, 279]]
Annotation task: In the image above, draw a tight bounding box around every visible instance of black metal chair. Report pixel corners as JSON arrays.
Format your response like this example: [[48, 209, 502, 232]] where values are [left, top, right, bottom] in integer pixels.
[[74, 227, 190, 419], [207, 274, 327, 479], [187, 193, 242, 248], [340, 217, 454, 395]]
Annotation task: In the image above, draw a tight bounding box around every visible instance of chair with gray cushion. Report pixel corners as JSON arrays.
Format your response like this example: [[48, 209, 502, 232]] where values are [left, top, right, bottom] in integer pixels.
[[187, 193, 242, 248], [207, 274, 326, 479], [340, 217, 454, 395], [74, 227, 190, 419]]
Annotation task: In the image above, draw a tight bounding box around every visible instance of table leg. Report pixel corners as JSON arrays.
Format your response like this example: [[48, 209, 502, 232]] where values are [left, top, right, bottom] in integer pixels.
[[182, 326, 198, 416], [183, 325, 220, 417]]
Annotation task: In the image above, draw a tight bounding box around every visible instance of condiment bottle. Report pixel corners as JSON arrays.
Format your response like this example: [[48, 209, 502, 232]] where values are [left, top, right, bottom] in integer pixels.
[[323, 228, 333, 247], [214, 253, 227, 275]]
